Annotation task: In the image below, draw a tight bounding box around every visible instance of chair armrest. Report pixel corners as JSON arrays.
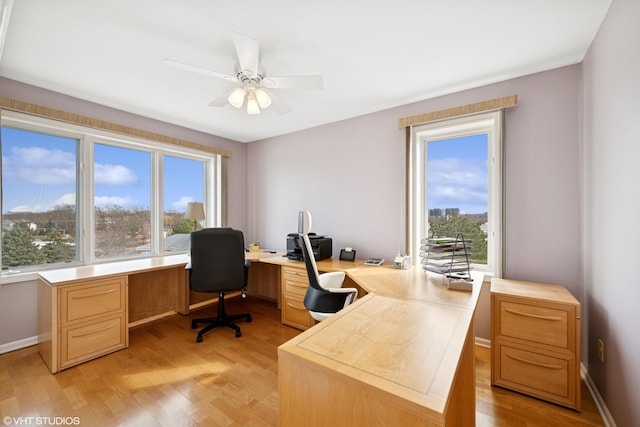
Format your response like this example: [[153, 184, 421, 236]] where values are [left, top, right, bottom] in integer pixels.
[[327, 287, 358, 309], [244, 260, 252, 268], [185, 261, 192, 270], [318, 271, 346, 289], [326, 287, 358, 295]]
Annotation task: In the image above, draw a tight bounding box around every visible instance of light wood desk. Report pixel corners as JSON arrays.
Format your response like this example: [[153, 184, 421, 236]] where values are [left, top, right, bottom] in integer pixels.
[[37, 251, 283, 373], [38, 252, 484, 426], [276, 265, 484, 427]]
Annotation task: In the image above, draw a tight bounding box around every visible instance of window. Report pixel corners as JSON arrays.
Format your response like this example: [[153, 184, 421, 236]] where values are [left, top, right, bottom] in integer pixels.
[[1, 126, 79, 269], [1, 110, 221, 277], [162, 155, 205, 253], [93, 143, 152, 259], [408, 111, 502, 277]]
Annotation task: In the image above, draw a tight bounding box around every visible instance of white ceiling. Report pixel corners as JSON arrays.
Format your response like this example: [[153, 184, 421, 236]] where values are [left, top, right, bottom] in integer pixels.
[[0, 0, 611, 143]]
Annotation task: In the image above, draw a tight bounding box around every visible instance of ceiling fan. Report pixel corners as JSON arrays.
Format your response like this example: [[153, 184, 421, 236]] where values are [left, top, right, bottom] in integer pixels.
[[165, 32, 323, 115]]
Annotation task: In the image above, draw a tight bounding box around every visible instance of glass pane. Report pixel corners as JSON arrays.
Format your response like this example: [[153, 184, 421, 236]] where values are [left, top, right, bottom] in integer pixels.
[[1, 127, 78, 270], [163, 155, 205, 253], [426, 134, 488, 264], [94, 143, 151, 259]]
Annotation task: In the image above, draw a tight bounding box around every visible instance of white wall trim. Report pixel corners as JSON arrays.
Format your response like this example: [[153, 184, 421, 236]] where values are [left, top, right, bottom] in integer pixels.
[[0, 335, 37, 355], [581, 363, 617, 427], [475, 337, 491, 348]]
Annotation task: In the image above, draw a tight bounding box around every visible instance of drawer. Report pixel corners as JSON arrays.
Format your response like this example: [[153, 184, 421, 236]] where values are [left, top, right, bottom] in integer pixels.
[[60, 314, 127, 368], [282, 294, 315, 330], [494, 342, 577, 407], [497, 299, 570, 349], [282, 266, 308, 282], [60, 277, 126, 325], [284, 277, 308, 297]]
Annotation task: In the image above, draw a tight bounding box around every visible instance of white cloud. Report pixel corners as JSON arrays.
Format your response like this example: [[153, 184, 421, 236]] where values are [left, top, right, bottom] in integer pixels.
[[8, 204, 48, 213], [3, 147, 138, 187], [171, 196, 194, 212], [94, 195, 138, 208], [428, 158, 487, 212], [53, 193, 76, 207], [4, 146, 75, 184], [94, 164, 139, 185]]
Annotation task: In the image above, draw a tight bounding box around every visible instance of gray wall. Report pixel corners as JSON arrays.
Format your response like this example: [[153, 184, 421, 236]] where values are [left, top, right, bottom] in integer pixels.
[[246, 65, 582, 343], [0, 77, 248, 348], [582, 0, 640, 425]]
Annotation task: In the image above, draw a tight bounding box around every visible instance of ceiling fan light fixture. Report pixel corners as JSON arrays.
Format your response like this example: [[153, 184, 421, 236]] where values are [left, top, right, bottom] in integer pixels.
[[255, 88, 272, 109], [246, 92, 260, 115], [228, 87, 246, 108]]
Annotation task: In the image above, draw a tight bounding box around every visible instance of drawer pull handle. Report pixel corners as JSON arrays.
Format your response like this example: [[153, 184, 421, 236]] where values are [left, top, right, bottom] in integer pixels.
[[288, 282, 306, 288], [72, 289, 117, 299], [506, 353, 562, 370], [286, 301, 306, 310], [71, 322, 118, 338], [505, 308, 562, 321]]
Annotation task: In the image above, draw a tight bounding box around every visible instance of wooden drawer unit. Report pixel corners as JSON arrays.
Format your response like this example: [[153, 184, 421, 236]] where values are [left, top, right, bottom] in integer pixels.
[[57, 276, 128, 370], [281, 266, 316, 330], [491, 278, 581, 411], [60, 314, 127, 369], [60, 277, 126, 325]]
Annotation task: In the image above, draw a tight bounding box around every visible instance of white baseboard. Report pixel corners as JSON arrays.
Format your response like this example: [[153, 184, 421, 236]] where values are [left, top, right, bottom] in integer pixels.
[[581, 363, 617, 427], [0, 335, 38, 355], [475, 337, 491, 348]]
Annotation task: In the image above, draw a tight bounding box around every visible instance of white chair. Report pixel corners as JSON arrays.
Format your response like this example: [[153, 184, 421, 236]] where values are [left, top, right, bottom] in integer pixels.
[[299, 211, 358, 321]]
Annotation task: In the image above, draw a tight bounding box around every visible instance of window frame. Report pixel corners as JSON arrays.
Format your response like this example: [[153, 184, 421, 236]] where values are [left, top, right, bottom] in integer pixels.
[[1, 110, 221, 280], [408, 110, 503, 278]]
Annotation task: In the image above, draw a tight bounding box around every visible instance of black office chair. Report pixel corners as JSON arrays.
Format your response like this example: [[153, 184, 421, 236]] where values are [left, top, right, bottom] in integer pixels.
[[299, 211, 358, 321], [187, 227, 252, 342]]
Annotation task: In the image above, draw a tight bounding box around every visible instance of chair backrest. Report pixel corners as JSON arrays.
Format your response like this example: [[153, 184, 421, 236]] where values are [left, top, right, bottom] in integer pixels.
[[189, 227, 247, 293], [300, 211, 349, 313]]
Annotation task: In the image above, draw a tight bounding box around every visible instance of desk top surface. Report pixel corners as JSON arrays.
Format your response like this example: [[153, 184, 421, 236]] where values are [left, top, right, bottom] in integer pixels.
[[278, 292, 474, 421], [38, 251, 285, 286]]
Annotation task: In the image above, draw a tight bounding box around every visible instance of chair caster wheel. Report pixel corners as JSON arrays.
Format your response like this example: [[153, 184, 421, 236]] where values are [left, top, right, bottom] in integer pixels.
[[246, 314, 252, 323], [235, 331, 241, 338], [196, 335, 203, 343]]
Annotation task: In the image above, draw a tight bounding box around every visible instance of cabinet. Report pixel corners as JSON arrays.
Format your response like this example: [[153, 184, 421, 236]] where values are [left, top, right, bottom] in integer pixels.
[[491, 278, 581, 411], [38, 275, 128, 373], [281, 265, 316, 330]]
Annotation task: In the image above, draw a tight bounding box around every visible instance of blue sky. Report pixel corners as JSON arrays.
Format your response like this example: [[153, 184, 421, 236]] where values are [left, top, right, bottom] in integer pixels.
[[1, 127, 204, 214], [3, 127, 487, 215], [426, 133, 488, 214]]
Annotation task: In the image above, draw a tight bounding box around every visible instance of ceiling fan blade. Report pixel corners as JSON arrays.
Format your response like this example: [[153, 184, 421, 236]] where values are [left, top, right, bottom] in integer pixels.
[[232, 31, 260, 76], [265, 90, 293, 115], [164, 58, 237, 82], [208, 89, 235, 107], [262, 75, 323, 90]]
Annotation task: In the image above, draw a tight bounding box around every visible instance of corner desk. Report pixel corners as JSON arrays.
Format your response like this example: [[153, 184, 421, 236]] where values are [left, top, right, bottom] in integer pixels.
[[265, 257, 484, 426], [37, 253, 483, 426]]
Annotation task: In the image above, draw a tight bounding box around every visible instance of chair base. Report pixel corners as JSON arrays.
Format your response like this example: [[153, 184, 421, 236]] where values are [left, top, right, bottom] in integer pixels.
[[191, 292, 252, 342]]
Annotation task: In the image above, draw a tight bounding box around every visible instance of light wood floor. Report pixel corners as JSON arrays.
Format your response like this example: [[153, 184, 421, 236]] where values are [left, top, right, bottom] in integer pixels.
[[0, 297, 604, 426]]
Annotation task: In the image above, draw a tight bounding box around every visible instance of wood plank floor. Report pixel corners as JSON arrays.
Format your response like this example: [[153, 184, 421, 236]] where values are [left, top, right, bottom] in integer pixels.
[[0, 297, 605, 426]]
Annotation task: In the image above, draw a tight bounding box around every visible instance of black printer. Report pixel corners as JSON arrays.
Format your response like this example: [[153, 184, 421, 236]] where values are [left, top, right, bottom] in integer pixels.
[[286, 233, 332, 261]]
